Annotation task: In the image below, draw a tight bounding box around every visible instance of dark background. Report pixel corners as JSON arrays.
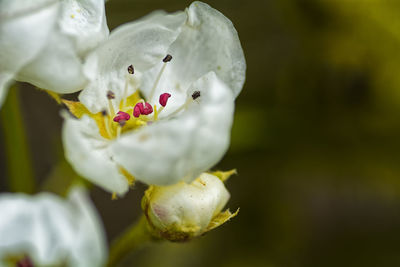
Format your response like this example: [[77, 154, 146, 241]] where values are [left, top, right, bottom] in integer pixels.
[[3, 0, 400, 266]]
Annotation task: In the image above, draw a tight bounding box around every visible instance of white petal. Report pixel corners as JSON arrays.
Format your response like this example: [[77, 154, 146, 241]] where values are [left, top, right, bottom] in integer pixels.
[[15, 30, 88, 93], [140, 1, 246, 108], [2, 0, 108, 94], [0, 187, 106, 267], [68, 187, 107, 267], [62, 114, 129, 195], [79, 10, 187, 113], [0, 72, 12, 108], [148, 173, 230, 234], [59, 0, 109, 55], [111, 72, 234, 185], [0, 0, 59, 80]]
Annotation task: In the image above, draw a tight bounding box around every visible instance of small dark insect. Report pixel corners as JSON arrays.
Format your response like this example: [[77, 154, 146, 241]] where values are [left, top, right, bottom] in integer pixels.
[[163, 54, 173, 62], [192, 91, 201, 100], [101, 109, 108, 116], [107, 90, 115, 99], [127, 64, 134, 74]]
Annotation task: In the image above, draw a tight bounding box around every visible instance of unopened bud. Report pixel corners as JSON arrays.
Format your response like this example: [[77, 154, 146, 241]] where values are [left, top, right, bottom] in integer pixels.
[[142, 173, 238, 242]]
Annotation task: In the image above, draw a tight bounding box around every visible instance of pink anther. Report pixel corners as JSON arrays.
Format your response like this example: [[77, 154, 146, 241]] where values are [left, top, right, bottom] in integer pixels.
[[133, 102, 153, 117], [159, 93, 171, 107], [113, 111, 130, 122], [143, 102, 153, 115], [133, 103, 144, 117]]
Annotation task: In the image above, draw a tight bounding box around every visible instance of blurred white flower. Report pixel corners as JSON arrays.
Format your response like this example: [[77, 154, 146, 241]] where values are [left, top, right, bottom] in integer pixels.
[[142, 172, 238, 241], [62, 1, 246, 195], [0, 0, 109, 107], [0, 187, 107, 267]]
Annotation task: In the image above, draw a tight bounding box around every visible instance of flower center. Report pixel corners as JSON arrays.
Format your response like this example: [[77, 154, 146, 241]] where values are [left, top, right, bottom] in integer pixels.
[[97, 54, 200, 140]]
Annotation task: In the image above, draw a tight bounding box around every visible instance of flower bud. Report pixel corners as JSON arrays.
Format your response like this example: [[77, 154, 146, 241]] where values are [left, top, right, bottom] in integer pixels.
[[142, 172, 238, 242]]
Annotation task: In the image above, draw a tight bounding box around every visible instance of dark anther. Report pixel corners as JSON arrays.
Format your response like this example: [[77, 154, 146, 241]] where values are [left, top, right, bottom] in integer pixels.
[[127, 65, 134, 74], [192, 91, 201, 100], [118, 120, 127, 127], [163, 54, 173, 63], [101, 109, 108, 116], [107, 90, 115, 99]]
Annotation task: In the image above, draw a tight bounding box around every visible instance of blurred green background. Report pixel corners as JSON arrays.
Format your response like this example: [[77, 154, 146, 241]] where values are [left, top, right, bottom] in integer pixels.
[[3, 0, 400, 266]]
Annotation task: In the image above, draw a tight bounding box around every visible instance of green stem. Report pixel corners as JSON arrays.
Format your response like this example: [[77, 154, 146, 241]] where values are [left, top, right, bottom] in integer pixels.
[[0, 84, 35, 193], [107, 215, 155, 267]]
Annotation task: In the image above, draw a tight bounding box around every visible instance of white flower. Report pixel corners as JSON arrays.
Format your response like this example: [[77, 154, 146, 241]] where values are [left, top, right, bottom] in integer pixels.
[[62, 1, 246, 195], [142, 172, 238, 241], [0, 0, 109, 107], [0, 187, 107, 267]]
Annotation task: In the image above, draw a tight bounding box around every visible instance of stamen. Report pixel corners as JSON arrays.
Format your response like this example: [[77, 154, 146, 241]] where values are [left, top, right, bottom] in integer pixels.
[[113, 111, 130, 123], [159, 93, 171, 107], [117, 120, 126, 138], [103, 119, 112, 139], [192, 91, 201, 100], [101, 109, 112, 138], [121, 77, 129, 108], [149, 54, 173, 101], [154, 106, 164, 120], [164, 91, 199, 118], [154, 105, 158, 120], [167, 97, 193, 118], [107, 90, 115, 116], [121, 65, 135, 107], [127, 64, 134, 75], [107, 90, 115, 99]]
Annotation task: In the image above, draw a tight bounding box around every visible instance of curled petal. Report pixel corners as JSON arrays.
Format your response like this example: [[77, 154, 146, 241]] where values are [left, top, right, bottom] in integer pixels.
[[62, 114, 129, 195], [140, 1, 246, 112], [16, 31, 87, 93]]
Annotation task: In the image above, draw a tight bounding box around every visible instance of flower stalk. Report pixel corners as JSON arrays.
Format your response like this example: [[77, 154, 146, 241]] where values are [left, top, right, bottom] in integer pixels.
[[0, 84, 35, 193], [107, 215, 156, 267]]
